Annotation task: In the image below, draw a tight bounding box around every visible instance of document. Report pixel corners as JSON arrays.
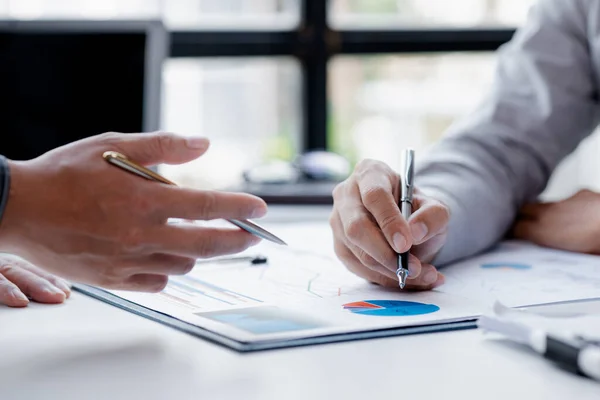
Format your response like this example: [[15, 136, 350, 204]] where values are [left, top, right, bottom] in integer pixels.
[[82, 222, 600, 351]]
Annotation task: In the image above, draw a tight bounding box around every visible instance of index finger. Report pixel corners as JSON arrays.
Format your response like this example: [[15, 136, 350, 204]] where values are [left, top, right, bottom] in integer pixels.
[[153, 187, 268, 221], [356, 167, 412, 253]]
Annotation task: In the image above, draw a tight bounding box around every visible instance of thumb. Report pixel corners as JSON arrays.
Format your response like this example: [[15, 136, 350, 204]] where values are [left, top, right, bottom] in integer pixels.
[[111, 131, 210, 166]]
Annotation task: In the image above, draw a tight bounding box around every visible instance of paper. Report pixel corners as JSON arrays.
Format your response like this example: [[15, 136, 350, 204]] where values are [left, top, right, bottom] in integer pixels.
[[98, 222, 600, 348], [439, 241, 600, 307]]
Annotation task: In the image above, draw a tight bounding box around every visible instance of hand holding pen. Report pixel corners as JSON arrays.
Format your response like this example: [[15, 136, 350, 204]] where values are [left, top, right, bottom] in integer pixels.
[[0, 131, 277, 292], [330, 152, 449, 291]]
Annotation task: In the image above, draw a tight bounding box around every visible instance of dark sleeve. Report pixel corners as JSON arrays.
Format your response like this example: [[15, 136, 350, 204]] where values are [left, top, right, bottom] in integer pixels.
[[0, 155, 11, 225]]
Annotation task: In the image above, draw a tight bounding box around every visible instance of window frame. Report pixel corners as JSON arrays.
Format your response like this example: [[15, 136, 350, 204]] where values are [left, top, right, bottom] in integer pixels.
[[169, 0, 517, 152]]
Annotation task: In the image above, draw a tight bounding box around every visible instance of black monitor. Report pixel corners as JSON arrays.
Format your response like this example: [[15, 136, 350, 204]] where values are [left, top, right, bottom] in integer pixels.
[[0, 20, 168, 161]]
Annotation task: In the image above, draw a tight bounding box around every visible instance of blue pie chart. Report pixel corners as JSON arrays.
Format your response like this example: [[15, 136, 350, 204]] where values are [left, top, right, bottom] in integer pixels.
[[343, 300, 440, 316], [481, 263, 531, 270]]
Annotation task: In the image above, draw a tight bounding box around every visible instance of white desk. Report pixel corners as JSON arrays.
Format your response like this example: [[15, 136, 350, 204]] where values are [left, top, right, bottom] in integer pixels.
[[1, 206, 599, 400]]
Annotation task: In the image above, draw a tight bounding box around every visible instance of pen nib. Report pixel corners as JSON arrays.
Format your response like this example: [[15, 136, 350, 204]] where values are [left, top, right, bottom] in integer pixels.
[[397, 269, 408, 290]]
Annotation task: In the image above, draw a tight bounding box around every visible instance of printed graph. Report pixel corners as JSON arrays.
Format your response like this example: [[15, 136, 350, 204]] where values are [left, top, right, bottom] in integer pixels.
[[440, 241, 600, 307], [197, 306, 325, 335], [158, 275, 263, 311], [343, 300, 440, 316], [188, 245, 371, 304], [480, 263, 532, 270]]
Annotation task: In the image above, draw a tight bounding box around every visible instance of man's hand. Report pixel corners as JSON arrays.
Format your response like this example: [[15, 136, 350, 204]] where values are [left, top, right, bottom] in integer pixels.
[[0, 254, 71, 307], [330, 159, 449, 290], [0, 132, 267, 292], [512, 189, 600, 254]]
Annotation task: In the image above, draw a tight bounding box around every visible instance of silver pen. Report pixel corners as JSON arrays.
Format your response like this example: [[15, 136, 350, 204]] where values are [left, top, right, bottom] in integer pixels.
[[102, 151, 287, 246], [396, 149, 415, 289]]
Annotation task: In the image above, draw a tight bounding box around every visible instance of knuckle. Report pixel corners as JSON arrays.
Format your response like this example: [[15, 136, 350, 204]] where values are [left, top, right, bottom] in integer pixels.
[[355, 158, 376, 173], [97, 268, 122, 288], [332, 181, 347, 199], [362, 186, 387, 206], [355, 249, 378, 269], [156, 132, 176, 152], [378, 212, 401, 232], [0, 263, 14, 275], [196, 234, 218, 258], [120, 227, 146, 251], [345, 216, 368, 242], [198, 192, 217, 217], [98, 131, 121, 143], [431, 201, 450, 217], [355, 159, 393, 177]]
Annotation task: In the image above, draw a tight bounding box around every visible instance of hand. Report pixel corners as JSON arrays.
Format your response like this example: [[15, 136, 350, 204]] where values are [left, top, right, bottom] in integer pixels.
[[330, 159, 449, 290], [0, 132, 267, 292], [512, 189, 600, 254], [0, 254, 71, 307]]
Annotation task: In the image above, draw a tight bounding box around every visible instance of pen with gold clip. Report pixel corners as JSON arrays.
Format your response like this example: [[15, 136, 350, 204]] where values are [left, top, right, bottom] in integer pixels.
[[102, 151, 287, 246]]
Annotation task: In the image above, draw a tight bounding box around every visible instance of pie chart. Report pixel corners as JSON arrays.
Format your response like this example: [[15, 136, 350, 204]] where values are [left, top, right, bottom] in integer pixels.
[[481, 262, 531, 270], [343, 300, 440, 316]]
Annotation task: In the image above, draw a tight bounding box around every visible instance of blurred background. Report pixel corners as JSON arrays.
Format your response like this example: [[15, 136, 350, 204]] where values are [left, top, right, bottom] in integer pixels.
[[1, 0, 598, 201]]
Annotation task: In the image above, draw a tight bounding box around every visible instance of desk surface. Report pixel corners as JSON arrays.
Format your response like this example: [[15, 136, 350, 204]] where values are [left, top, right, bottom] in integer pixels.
[[1, 206, 599, 400]]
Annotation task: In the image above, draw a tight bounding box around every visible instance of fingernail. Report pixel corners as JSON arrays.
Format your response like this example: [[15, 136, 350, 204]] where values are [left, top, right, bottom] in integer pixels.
[[432, 275, 446, 289], [56, 280, 72, 297], [185, 137, 209, 150], [408, 261, 420, 277], [424, 270, 438, 284], [44, 286, 64, 296], [393, 233, 406, 252], [11, 288, 28, 303], [410, 223, 428, 243], [251, 207, 267, 219]]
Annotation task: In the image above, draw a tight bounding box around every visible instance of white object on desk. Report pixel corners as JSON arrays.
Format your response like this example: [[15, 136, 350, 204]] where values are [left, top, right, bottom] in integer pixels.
[[479, 301, 600, 382]]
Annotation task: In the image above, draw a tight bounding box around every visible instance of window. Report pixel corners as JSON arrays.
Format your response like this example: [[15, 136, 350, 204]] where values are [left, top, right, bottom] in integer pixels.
[[6, 0, 565, 197], [161, 57, 301, 189], [329, 53, 496, 171], [329, 0, 534, 28], [162, 0, 300, 30]]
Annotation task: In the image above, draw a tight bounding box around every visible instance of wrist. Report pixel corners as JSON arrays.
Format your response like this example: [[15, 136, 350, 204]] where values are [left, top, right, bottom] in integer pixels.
[[0, 159, 30, 254]]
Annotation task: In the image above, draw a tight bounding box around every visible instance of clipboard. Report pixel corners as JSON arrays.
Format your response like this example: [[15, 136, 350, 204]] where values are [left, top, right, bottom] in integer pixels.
[[74, 284, 478, 353]]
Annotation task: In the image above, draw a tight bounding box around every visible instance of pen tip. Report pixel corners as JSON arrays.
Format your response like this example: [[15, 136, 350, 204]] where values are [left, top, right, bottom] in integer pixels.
[[396, 269, 408, 290]]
